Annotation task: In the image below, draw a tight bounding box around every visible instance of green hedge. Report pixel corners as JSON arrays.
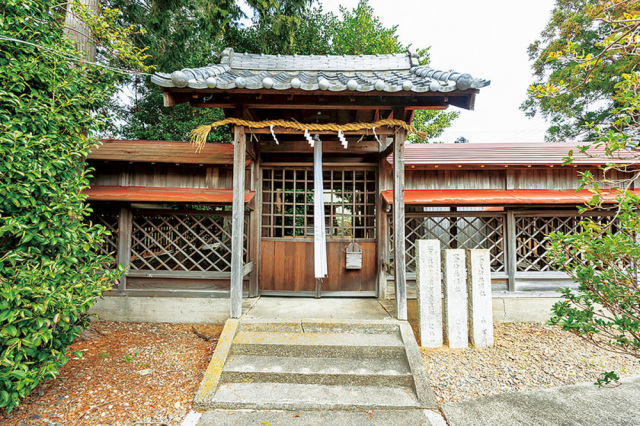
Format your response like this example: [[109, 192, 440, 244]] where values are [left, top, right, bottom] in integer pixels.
[[0, 0, 143, 411]]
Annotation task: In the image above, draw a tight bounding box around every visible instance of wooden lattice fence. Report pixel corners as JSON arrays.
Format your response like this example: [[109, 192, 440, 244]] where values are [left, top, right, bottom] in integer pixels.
[[389, 210, 618, 280]]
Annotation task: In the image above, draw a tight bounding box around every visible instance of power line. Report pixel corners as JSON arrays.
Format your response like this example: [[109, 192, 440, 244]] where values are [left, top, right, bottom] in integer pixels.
[[0, 35, 150, 77]]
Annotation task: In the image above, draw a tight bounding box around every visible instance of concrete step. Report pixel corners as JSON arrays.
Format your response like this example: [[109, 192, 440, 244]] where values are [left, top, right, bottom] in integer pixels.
[[238, 320, 400, 335], [231, 330, 406, 358], [221, 354, 413, 386], [208, 382, 422, 410]]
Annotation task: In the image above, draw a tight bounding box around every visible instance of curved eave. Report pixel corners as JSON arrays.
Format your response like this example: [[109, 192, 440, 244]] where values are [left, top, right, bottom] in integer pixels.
[[151, 72, 490, 94]]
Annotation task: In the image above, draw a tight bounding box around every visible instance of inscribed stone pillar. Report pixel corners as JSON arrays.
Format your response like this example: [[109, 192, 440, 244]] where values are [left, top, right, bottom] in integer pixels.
[[467, 249, 494, 347], [415, 240, 443, 348], [442, 249, 468, 348]]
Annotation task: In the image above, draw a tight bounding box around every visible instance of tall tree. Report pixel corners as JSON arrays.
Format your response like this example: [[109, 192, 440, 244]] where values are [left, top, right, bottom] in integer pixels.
[[109, 0, 316, 142], [115, 0, 458, 143], [531, 0, 640, 384], [523, 0, 640, 141]]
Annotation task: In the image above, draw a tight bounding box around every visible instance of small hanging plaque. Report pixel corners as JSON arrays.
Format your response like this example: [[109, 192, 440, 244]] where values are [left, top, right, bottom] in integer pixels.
[[346, 242, 362, 270]]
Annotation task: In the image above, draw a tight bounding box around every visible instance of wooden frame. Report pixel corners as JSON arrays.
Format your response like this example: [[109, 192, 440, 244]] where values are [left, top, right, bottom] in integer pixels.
[[385, 208, 619, 295], [261, 166, 377, 240]]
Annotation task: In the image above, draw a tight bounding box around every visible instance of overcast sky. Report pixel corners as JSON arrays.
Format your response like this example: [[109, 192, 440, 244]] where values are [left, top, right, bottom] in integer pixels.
[[319, 0, 557, 143]]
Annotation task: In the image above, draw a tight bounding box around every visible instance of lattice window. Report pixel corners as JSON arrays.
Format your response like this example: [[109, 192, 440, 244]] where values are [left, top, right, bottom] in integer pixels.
[[262, 167, 376, 239], [93, 211, 119, 267], [515, 213, 617, 272], [396, 214, 506, 273], [130, 212, 247, 272]]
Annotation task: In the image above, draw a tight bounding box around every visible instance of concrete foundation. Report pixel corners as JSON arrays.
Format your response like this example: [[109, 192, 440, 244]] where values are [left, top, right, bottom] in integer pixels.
[[90, 296, 258, 324], [491, 294, 562, 323], [91, 294, 562, 325]]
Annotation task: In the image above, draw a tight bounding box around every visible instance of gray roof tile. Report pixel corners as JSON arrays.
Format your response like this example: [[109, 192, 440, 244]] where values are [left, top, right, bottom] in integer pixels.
[[151, 48, 490, 93]]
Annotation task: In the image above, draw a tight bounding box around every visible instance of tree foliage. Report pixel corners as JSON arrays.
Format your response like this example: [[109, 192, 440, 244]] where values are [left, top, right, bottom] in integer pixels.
[[0, 0, 147, 411], [523, 0, 640, 141], [115, 0, 458, 143], [535, 0, 640, 385]]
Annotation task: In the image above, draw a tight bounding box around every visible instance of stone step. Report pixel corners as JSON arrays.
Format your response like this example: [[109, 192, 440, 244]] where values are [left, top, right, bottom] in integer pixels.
[[238, 320, 400, 335], [221, 354, 413, 386], [206, 382, 422, 410], [231, 331, 406, 358]]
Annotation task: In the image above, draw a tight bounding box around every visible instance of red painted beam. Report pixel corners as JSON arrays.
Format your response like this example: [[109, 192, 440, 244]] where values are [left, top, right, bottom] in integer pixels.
[[381, 188, 639, 206]]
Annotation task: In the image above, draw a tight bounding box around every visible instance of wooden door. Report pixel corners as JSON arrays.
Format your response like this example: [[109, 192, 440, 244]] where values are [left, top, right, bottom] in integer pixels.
[[259, 167, 377, 295]]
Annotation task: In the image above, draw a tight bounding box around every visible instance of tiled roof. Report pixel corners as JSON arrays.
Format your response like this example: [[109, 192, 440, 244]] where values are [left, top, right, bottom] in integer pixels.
[[390, 142, 639, 167], [151, 48, 490, 93]]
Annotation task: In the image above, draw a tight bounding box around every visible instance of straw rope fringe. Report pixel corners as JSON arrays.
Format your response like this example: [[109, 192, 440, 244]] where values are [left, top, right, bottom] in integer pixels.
[[189, 118, 426, 151]]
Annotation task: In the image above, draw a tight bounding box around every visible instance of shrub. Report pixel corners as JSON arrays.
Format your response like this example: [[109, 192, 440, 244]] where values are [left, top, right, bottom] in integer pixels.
[[0, 0, 146, 411], [547, 193, 640, 384]]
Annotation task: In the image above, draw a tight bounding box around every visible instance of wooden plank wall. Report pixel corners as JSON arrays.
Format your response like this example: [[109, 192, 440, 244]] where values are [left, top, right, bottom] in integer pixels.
[[405, 168, 633, 190], [90, 163, 237, 189], [260, 241, 377, 293]]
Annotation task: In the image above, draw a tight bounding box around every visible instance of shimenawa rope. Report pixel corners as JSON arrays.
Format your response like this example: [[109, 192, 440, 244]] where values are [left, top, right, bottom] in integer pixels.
[[189, 118, 426, 151]]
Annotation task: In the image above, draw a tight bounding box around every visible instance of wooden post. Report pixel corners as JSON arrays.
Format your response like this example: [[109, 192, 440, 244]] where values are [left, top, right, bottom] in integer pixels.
[[377, 136, 391, 299], [393, 127, 407, 320], [506, 210, 517, 292], [117, 205, 132, 292], [231, 126, 246, 318], [248, 151, 261, 297]]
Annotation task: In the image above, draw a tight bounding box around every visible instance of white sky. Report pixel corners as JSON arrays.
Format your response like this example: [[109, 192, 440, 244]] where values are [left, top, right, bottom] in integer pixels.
[[320, 0, 557, 143]]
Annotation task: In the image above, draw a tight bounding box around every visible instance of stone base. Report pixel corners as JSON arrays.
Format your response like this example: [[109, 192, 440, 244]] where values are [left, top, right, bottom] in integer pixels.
[[89, 296, 258, 324]]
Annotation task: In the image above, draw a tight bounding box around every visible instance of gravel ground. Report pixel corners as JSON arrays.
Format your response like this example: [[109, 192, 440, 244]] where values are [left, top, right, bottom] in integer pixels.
[[0, 321, 222, 426], [421, 323, 640, 406]]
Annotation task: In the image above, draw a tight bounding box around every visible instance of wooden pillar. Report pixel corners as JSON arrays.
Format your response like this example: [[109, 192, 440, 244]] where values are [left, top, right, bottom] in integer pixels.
[[231, 126, 247, 318], [248, 151, 261, 297], [506, 210, 517, 292], [393, 128, 407, 320], [377, 136, 391, 299], [117, 205, 132, 292]]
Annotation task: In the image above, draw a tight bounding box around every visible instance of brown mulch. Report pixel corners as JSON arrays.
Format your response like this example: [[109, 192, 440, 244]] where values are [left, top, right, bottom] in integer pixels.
[[1, 321, 223, 426], [420, 322, 640, 406]]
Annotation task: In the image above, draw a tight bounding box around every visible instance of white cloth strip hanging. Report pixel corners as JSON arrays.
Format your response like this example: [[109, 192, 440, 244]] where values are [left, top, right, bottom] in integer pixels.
[[304, 129, 314, 147], [338, 129, 348, 149], [313, 135, 328, 279], [270, 124, 279, 145], [372, 126, 382, 147]]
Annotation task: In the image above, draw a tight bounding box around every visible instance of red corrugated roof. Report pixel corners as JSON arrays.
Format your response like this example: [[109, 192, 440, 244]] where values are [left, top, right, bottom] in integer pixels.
[[84, 186, 255, 203], [389, 142, 638, 167], [381, 189, 638, 206]]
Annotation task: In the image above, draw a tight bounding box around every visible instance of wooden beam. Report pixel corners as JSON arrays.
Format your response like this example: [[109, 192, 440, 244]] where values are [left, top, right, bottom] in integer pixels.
[[230, 126, 246, 318], [242, 104, 394, 110], [248, 152, 262, 297], [166, 87, 480, 98], [126, 270, 231, 279], [117, 205, 132, 292], [377, 137, 391, 299], [193, 100, 448, 111], [379, 137, 395, 159], [260, 140, 380, 154], [393, 126, 407, 321], [243, 261, 255, 277], [245, 126, 395, 136], [506, 211, 517, 292]]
